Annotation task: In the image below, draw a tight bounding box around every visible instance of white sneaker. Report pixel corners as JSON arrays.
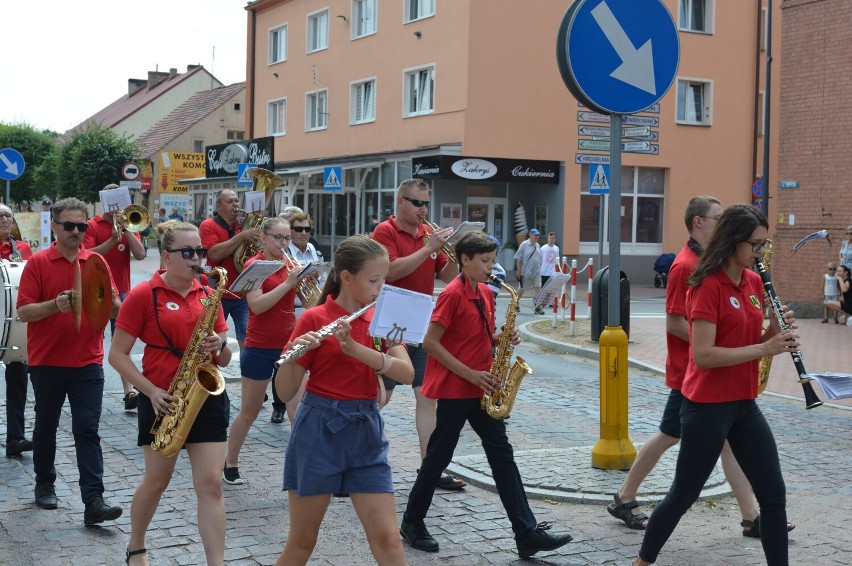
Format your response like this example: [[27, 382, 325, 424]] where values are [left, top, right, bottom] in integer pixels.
[[847, 317, 852, 327]]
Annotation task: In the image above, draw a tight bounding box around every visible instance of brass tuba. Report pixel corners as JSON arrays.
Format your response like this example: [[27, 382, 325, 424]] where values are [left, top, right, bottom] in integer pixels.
[[233, 167, 282, 272], [114, 204, 150, 233], [481, 275, 533, 419], [150, 266, 228, 457]]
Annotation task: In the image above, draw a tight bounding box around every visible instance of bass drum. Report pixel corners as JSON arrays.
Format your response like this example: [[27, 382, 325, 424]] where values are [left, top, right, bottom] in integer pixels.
[[0, 260, 27, 364]]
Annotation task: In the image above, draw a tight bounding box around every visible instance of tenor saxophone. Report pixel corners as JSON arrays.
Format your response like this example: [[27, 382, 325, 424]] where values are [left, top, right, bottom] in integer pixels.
[[481, 275, 533, 419], [150, 266, 228, 457]]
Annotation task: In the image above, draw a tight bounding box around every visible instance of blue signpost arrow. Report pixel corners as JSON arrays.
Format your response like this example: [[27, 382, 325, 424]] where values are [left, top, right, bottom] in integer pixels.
[[0, 148, 26, 205]]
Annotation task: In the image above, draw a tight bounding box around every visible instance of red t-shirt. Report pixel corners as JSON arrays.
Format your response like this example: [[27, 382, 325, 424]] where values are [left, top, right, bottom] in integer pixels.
[[421, 276, 495, 400], [17, 244, 117, 367], [664, 242, 699, 390], [1, 238, 33, 260], [682, 268, 764, 403], [294, 296, 380, 400], [82, 215, 134, 293], [244, 252, 296, 349], [199, 216, 241, 295], [371, 216, 448, 295], [115, 270, 228, 390]]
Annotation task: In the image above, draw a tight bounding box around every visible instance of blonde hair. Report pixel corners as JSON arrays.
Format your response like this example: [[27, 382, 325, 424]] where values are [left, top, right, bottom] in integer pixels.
[[160, 221, 198, 249]]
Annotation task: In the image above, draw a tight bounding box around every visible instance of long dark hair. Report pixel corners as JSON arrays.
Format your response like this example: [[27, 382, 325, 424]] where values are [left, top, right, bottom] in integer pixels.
[[318, 235, 388, 304], [688, 204, 768, 287]]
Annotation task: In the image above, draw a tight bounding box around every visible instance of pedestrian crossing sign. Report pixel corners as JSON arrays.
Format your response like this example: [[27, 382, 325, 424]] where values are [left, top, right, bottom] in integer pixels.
[[324, 166, 342, 191], [589, 164, 610, 195], [237, 163, 257, 186]]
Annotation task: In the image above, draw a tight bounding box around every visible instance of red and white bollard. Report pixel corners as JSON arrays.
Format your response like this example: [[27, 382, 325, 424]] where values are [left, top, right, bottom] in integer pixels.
[[587, 257, 594, 318], [560, 256, 569, 322], [570, 259, 578, 336], [551, 260, 562, 328]]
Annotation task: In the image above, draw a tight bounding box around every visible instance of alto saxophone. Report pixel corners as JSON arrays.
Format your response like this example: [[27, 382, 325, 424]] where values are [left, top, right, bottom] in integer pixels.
[[481, 275, 533, 419], [150, 266, 228, 457]]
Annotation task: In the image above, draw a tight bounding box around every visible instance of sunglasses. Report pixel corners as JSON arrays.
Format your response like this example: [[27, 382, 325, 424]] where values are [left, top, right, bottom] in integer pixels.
[[55, 221, 89, 232], [292, 226, 312, 233], [402, 196, 430, 208], [267, 233, 292, 242], [165, 247, 208, 260]]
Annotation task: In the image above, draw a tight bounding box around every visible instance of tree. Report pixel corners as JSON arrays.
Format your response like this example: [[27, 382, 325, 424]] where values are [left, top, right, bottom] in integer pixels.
[[58, 122, 140, 203], [0, 122, 58, 205]]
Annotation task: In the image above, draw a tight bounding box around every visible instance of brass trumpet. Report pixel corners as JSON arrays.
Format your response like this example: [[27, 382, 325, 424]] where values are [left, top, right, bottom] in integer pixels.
[[113, 204, 150, 233], [281, 249, 322, 308], [425, 221, 457, 264]]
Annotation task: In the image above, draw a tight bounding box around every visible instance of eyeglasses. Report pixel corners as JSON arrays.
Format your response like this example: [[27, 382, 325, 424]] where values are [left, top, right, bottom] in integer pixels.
[[267, 233, 292, 242], [292, 226, 312, 233], [846, 232, 852, 235], [745, 239, 770, 253], [402, 196, 430, 208], [55, 221, 89, 232], [699, 215, 721, 221], [165, 247, 208, 260], [0, 214, 12, 220]]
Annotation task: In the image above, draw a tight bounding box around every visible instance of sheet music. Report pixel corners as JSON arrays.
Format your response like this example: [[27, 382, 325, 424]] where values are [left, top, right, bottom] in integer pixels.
[[298, 261, 331, 281], [244, 191, 266, 212], [534, 273, 570, 307], [99, 186, 131, 213], [369, 285, 434, 345], [229, 260, 283, 294], [447, 221, 486, 244], [805, 372, 852, 400]]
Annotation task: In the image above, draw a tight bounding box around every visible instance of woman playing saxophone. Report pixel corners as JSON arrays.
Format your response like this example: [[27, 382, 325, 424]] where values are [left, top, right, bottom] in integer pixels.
[[108, 221, 231, 566]]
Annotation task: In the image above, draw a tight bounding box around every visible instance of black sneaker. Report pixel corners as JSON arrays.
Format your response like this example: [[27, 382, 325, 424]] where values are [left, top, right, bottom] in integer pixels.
[[270, 409, 286, 424], [534, 307, 545, 315], [123, 391, 138, 411], [6, 438, 34, 457], [223, 466, 244, 485], [516, 522, 572, 559], [34, 483, 58, 509], [400, 519, 439, 553], [83, 497, 122, 525]]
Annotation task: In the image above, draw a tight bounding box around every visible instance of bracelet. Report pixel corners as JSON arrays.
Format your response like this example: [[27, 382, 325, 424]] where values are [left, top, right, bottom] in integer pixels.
[[376, 350, 387, 373]]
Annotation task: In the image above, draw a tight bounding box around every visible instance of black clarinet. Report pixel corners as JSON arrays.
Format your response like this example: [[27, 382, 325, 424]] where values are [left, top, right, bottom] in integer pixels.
[[754, 258, 823, 409]]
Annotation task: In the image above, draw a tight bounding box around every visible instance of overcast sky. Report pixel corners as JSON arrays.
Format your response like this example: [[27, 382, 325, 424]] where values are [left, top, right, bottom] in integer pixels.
[[0, 0, 248, 134]]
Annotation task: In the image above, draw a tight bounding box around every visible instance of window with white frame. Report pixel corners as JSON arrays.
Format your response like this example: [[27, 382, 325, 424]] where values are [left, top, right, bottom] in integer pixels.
[[307, 9, 329, 53], [679, 0, 713, 33], [306, 90, 328, 131], [268, 98, 286, 135], [676, 79, 711, 125], [269, 24, 287, 64], [405, 0, 435, 23], [403, 66, 434, 117], [352, 0, 377, 38], [351, 79, 376, 124]]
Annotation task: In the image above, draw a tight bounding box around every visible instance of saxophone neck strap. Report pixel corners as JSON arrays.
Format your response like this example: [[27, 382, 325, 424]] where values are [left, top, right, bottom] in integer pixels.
[[148, 281, 211, 358]]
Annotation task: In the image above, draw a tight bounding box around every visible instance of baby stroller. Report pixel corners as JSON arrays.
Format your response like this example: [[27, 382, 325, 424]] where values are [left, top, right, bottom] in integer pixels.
[[653, 253, 676, 288]]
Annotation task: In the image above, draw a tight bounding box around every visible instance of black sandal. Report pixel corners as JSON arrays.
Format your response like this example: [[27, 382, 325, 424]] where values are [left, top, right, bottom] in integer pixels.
[[125, 548, 146, 564], [436, 473, 466, 491], [607, 492, 649, 530], [741, 515, 796, 538]]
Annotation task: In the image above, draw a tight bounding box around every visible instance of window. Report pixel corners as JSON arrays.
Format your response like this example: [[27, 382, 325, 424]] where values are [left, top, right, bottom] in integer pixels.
[[352, 0, 377, 38], [233, 102, 241, 112], [268, 98, 286, 135], [307, 9, 329, 53], [269, 24, 287, 63], [306, 90, 328, 131], [676, 79, 711, 125], [679, 0, 713, 33], [226, 130, 244, 141], [405, 0, 435, 23], [403, 66, 434, 117], [351, 79, 376, 124], [193, 140, 204, 153]]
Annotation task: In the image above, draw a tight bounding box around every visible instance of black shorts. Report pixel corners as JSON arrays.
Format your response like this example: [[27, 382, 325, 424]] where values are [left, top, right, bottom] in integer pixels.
[[137, 390, 230, 447], [841, 301, 852, 315], [381, 343, 426, 390], [658, 389, 685, 439]]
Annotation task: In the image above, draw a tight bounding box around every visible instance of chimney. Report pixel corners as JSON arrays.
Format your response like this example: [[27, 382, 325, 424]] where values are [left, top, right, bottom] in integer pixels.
[[187, 64, 201, 72], [147, 71, 170, 89], [169, 67, 177, 78], [128, 78, 147, 95]]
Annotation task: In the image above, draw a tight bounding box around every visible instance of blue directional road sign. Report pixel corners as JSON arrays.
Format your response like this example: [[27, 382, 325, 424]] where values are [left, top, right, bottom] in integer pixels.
[[556, 0, 680, 115], [0, 148, 26, 181], [324, 166, 342, 191]]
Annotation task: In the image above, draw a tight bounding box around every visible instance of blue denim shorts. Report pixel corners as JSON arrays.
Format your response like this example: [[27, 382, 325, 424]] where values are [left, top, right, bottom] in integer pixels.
[[221, 297, 249, 341], [283, 392, 392, 496], [240, 346, 280, 380], [658, 389, 685, 439]]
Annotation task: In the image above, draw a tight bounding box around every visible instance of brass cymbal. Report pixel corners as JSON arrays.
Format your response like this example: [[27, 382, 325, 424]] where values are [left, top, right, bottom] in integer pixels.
[[81, 254, 112, 331], [71, 260, 82, 332]]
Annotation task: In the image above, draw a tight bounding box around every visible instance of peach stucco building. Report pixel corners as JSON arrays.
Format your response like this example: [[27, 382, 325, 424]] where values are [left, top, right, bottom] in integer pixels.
[[187, 0, 780, 285]]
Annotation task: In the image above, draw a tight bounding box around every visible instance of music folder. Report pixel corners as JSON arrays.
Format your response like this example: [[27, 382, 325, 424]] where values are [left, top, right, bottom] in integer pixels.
[[228, 260, 282, 294], [534, 272, 570, 308], [368, 285, 434, 345]]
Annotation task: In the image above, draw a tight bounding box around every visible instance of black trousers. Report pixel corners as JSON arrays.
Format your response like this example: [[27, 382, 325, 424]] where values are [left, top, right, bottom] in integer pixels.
[[4, 361, 30, 443], [403, 398, 537, 536], [640, 399, 787, 565]]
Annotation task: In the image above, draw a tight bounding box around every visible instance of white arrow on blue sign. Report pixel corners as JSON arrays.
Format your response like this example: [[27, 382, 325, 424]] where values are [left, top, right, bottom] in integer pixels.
[[557, 0, 680, 115], [0, 148, 26, 181]]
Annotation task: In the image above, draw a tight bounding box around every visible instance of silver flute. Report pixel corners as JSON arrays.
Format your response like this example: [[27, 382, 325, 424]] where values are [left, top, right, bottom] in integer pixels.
[[274, 301, 377, 369]]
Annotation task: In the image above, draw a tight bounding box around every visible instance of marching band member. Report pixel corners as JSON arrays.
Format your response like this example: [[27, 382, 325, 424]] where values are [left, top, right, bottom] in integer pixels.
[[109, 221, 231, 566], [224, 217, 301, 485], [17, 197, 123, 524], [1, 204, 34, 458], [274, 235, 413, 566]]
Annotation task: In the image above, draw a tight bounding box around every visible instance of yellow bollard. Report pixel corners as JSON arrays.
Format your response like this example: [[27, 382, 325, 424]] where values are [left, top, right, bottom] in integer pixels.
[[591, 325, 636, 470]]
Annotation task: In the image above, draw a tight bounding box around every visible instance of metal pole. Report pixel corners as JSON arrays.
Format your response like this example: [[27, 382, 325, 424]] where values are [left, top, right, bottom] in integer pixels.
[[608, 115, 622, 327], [598, 194, 604, 270], [5, 180, 9, 205], [761, 0, 772, 218], [331, 192, 336, 259]]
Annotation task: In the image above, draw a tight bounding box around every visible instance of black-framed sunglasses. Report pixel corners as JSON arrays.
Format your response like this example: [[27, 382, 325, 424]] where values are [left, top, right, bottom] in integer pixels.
[[402, 196, 430, 208], [165, 247, 208, 260], [266, 233, 292, 242], [292, 226, 312, 233], [55, 220, 89, 232]]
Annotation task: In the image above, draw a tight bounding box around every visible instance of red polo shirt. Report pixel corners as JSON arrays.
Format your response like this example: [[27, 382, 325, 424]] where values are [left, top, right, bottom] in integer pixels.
[[422, 276, 495, 400], [115, 270, 228, 390], [81, 215, 138, 293], [682, 268, 764, 403], [294, 296, 379, 400], [244, 252, 297, 349], [1, 238, 32, 260], [664, 242, 699, 390], [199, 216, 241, 294], [17, 244, 117, 367], [372, 216, 448, 295]]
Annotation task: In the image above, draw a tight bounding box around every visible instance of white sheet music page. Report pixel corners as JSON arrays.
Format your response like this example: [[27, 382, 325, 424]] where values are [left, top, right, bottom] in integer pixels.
[[229, 260, 282, 294], [447, 221, 486, 244], [534, 273, 570, 307], [369, 285, 434, 345], [804, 373, 852, 400]]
